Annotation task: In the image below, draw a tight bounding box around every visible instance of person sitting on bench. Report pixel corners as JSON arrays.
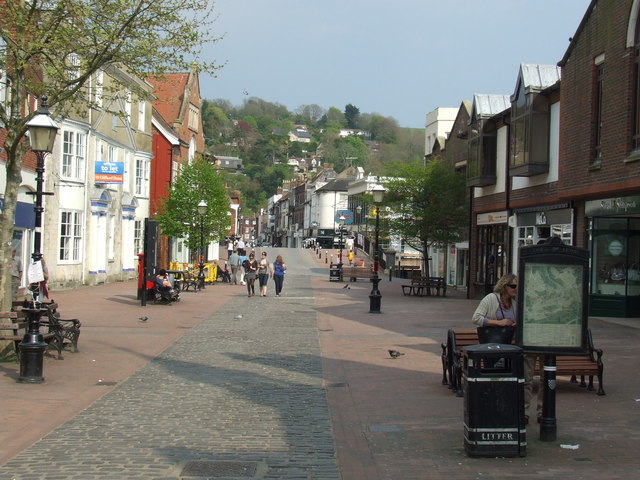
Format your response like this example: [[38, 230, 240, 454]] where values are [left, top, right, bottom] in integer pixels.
[[155, 269, 178, 302]]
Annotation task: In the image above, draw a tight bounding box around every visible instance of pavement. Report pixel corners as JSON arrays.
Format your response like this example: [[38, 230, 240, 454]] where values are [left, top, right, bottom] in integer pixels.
[[0, 247, 638, 479]]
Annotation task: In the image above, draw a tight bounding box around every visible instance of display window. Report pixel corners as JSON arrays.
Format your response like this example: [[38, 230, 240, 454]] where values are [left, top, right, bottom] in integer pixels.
[[589, 217, 640, 296]]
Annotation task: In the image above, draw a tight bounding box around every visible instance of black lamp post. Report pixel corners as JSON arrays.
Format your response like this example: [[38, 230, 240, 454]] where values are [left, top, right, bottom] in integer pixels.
[[338, 214, 346, 269], [19, 96, 59, 383], [197, 200, 207, 290], [369, 183, 386, 314]]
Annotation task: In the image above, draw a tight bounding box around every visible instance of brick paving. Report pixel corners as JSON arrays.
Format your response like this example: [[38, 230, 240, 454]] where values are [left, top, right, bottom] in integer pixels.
[[0, 247, 638, 479]]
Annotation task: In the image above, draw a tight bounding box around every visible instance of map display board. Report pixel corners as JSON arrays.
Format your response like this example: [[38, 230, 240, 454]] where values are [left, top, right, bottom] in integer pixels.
[[516, 238, 589, 354]]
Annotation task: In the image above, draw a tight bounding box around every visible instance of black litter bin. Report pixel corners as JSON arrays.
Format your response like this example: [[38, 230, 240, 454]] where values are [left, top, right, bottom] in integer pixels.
[[329, 263, 342, 282], [463, 343, 526, 457]]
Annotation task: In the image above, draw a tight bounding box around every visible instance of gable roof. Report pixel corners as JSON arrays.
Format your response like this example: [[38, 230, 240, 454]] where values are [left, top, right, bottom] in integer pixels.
[[147, 73, 190, 124]]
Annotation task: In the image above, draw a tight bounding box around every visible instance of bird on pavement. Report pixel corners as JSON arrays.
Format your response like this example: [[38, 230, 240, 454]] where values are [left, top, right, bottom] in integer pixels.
[[139, 316, 148, 322], [388, 349, 405, 358]]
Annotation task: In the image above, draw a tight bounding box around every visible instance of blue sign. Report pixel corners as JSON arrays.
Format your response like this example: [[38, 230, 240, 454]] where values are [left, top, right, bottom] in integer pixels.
[[335, 209, 354, 225], [95, 161, 124, 183]]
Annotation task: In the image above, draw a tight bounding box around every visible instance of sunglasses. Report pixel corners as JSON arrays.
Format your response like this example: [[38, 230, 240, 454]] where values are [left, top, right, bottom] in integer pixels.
[[507, 284, 518, 289]]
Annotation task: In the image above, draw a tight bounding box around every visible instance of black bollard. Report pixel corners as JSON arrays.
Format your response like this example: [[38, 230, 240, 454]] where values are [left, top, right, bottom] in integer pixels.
[[539, 355, 557, 441]]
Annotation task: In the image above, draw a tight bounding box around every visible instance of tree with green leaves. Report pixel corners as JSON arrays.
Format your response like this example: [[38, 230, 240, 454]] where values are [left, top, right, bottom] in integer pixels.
[[344, 103, 360, 129], [384, 160, 468, 275], [0, 0, 220, 309], [155, 157, 229, 256]]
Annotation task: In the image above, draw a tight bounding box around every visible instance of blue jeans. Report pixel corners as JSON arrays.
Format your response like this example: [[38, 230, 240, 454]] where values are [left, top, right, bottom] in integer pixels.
[[273, 274, 284, 295]]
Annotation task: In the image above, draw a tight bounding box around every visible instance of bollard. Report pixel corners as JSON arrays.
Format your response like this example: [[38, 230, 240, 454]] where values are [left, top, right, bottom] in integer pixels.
[[325, 252, 327, 264]]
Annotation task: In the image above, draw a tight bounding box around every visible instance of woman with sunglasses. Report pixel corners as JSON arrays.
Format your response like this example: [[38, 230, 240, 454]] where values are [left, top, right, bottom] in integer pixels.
[[472, 273, 518, 328], [472, 272, 540, 424]]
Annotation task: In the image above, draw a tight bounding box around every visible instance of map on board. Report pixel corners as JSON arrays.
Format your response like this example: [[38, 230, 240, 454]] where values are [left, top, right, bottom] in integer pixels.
[[521, 262, 583, 347]]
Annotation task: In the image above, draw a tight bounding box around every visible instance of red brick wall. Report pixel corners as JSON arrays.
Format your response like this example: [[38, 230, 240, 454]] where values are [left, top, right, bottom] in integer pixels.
[[559, 0, 640, 201]]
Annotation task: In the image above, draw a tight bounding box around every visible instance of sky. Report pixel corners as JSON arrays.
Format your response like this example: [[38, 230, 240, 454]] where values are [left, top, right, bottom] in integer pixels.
[[200, 0, 592, 128]]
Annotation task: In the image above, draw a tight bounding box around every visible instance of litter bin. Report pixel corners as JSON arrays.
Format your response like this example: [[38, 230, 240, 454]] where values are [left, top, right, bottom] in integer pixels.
[[329, 263, 342, 282], [463, 343, 526, 457]]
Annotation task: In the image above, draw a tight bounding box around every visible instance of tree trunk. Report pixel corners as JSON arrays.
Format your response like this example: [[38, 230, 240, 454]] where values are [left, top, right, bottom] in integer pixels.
[[0, 142, 25, 312]]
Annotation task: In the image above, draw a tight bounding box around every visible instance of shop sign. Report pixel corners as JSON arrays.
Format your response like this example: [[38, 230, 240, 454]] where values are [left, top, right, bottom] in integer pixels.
[[585, 196, 640, 216], [476, 210, 508, 225]]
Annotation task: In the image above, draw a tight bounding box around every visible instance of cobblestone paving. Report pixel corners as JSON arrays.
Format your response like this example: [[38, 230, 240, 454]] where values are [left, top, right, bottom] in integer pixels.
[[0, 257, 339, 479]]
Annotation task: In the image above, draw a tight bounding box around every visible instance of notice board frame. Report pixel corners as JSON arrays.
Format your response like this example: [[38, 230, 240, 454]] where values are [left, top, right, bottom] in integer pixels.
[[516, 237, 589, 355]]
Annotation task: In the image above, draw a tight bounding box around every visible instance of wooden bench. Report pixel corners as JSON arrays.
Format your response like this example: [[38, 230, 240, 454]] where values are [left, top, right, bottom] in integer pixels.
[[402, 276, 427, 296], [0, 312, 26, 359], [441, 328, 605, 397], [12, 301, 80, 359], [401, 276, 447, 297], [347, 266, 376, 281], [1, 311, 57, 360], [180, 270, 200, 291]]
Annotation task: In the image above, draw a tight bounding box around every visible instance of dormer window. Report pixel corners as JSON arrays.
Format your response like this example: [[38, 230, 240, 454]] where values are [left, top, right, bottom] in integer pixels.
[[509, 77, 551, 176], [467, 122, 497, 187]]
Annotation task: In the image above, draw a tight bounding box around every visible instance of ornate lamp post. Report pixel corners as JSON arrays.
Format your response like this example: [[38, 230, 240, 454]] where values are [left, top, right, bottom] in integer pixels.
[[197, 200, 207, 290], [19, 96, 59, 383], [369, 183, 386, 314]]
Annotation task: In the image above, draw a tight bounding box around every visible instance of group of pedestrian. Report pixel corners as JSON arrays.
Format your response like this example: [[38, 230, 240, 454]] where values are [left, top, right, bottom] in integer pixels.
[[226, 247, 286, 297]]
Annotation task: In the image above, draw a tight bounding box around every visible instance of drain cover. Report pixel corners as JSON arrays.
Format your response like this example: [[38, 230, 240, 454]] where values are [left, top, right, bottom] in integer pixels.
[[180, 461, 257, 477]]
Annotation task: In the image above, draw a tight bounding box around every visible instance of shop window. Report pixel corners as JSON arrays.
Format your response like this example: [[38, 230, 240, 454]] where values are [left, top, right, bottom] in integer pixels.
[[475, 224, 508, 286], [590, 218, 640, 297]]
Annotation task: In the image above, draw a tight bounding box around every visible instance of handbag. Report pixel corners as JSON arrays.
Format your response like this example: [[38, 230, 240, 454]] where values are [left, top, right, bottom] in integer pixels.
[[476, 326, 514, 344]]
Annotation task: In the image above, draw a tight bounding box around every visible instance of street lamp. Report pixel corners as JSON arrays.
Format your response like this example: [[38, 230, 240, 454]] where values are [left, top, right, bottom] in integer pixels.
[[369, 183, 386, 314], [19, 96, 59, 383], [197, 200, 207, 290]]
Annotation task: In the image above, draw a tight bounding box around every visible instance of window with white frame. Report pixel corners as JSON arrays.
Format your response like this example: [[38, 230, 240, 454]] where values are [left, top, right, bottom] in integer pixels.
[[66, 52, 80, 86], [59, 210, 82, 261], [135, 156, 149, 196], [94, 69, 104, 108], [125, 89, 132, 124], [137, 100, 146, 131], [62, 130, 86, 179], [134, 220, 143, 254]]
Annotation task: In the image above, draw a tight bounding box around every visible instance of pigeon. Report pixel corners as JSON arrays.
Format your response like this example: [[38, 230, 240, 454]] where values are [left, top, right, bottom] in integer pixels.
[[139, 316, 148, 322], [388, 349, 405, 359], [342, 284, 350, 289]]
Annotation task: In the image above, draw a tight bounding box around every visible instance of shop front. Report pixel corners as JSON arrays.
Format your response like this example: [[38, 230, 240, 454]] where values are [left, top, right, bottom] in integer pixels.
[[474, 210, 510, 298], [586, 196, 640, 317], [511, 204, 573, 274]]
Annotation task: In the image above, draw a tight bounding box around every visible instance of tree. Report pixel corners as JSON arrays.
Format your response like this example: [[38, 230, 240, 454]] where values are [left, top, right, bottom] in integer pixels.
[[344, 103, 360, 129], [384, 160, 468, 274], [0, 0, 221, 309], [155, 157, 229, 255]]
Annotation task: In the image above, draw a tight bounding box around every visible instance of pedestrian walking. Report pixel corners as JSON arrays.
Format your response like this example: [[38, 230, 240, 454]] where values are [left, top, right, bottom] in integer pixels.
[[226, 238, 233, 258], [245, 252, 258, 297], [273, 255, 287, 297], [228, 249, 240, 284], [258, 251, 273, 296], [238, 250, 248, 286]]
